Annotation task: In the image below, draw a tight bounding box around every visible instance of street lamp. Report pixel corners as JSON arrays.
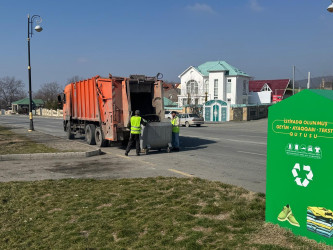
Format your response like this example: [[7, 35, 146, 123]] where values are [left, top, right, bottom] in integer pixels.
[[27, 14, 43, 131], [328, 0, 333, 12]]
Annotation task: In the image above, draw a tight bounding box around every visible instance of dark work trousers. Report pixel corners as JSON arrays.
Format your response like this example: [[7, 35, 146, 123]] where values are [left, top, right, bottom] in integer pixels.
[[125, 133, 140, 155]]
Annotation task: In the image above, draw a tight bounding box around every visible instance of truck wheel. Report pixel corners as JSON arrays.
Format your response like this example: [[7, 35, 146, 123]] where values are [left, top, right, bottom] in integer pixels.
[[66, 122, 74, 140], [85, 124, 96, 145], [185, 121, 190, 127], [95, 127, 106, 147]]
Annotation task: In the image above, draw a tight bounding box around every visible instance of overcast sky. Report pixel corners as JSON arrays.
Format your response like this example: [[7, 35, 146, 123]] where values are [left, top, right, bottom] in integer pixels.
[[1, 0, 332, 91]]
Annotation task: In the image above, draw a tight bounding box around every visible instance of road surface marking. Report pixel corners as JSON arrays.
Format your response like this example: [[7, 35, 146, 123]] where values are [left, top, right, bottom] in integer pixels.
[[168, 169, 194, 178], [221, 138, 266, 145], [114, 153, 156, 166], [236, 134, 267, 139], [237, 151, 266, 156], [182, 135, 266, 145]]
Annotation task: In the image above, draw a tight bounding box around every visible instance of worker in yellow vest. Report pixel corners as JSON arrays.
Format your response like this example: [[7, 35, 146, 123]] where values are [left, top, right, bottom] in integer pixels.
[[171, 111, 180, 152], [125, 110, 146, 156]]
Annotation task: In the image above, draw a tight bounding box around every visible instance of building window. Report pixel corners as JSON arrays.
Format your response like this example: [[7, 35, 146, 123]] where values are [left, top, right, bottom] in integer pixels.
[[261, 83, 271, 92], [243, 80, 247, 95], [227, 79, 232, 82], [182, 98, 187, 106], [243, 98, 247, 104], [227, 81, 232, 93], [186, 80, 198, 95], [204, 80, 209, 93], [195, 98, 199, 105], [227, 98, 231, 102], [214, 79, 218, 99]]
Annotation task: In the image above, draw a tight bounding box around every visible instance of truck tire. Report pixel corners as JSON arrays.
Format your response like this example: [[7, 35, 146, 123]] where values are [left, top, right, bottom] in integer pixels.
[[85, 124, 96, 145], [95, 127, 106, 147], [66, 122, 74, 140]]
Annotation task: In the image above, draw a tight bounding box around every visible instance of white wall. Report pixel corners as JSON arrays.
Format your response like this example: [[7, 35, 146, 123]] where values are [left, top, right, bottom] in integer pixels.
[[208, 72, 225, 100], [248, 91, 272, 104], [179, 66, 251, 106], [178, 67, 205, 107], [226, 77, 236, 104], [234, 77, 250, 105]]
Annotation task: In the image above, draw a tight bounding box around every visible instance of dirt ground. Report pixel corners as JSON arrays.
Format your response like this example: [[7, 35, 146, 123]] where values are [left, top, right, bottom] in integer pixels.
[[0, 127, 178, 182]]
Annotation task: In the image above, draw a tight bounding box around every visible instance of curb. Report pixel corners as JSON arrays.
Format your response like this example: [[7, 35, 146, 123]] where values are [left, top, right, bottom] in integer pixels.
[[0, 149, 101, 161], [2, 114, 63, 119]]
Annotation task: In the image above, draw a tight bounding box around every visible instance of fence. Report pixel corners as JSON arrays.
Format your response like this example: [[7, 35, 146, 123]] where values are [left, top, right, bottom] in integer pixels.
[[229, 104, 271, 121], [35, 108, 63, 117]]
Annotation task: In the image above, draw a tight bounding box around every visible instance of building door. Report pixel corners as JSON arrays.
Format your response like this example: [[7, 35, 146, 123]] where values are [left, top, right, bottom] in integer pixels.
[[221, 107, 227, 122], [213, 104, 219, 122], [205, 107, 211, 121]]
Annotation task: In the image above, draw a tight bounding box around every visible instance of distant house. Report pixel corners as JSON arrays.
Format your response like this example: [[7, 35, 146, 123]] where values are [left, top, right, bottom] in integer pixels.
[[320, 79, 333, 90], [178, 61, 251, 107], [12, 98, 44, 114], [163, 83, 180, 103], [248, 79, 291, 104]]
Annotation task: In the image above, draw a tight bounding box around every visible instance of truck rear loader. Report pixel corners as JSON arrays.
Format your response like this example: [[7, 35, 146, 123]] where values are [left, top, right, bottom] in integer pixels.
[[61, 74, 168, 148]]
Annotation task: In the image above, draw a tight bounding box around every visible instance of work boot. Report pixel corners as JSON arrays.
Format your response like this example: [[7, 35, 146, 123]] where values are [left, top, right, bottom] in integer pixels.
[[136, 153, 140, 156], [125, 152, 128, 156]]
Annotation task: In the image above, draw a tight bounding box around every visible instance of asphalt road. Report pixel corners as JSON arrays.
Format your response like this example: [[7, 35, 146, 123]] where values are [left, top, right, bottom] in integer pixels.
[[0, 115, 268, 193]]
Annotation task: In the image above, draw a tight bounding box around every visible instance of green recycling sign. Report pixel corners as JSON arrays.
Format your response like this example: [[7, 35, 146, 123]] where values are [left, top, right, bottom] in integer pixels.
[[266, 90, 333, 246]]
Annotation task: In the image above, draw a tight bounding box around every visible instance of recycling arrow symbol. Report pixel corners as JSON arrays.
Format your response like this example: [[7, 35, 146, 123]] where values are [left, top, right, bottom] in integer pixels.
[[292, 163, 313, 187]]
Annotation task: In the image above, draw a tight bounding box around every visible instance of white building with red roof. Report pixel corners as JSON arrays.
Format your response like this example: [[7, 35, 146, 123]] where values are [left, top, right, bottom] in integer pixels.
[[248, 79, 291, 104]]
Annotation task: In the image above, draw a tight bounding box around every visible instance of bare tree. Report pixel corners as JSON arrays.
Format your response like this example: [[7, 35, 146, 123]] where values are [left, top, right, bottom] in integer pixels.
[[67, 75, 83, 85], [0, 77, 26, 109], [34, 82, 62, 110]]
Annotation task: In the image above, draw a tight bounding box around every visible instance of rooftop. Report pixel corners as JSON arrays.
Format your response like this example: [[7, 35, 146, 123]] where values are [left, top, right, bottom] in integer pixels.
[[12, 98, 44, 106], [163, 97, 178, 107], [249, 79, 290, 96], [196, 61, 250, 77]]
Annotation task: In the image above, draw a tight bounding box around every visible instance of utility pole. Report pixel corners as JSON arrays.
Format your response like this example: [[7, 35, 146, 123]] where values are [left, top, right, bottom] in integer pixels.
[[292, 65, 295, 95], [307, 72, 311, 89]]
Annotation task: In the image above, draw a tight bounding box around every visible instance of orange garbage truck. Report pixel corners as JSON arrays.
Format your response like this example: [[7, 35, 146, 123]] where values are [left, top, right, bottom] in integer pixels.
[[60, 74, 168, 148]]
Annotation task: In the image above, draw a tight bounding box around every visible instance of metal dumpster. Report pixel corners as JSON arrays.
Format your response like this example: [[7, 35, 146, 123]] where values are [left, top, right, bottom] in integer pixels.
[[140, 121, 172, 154]]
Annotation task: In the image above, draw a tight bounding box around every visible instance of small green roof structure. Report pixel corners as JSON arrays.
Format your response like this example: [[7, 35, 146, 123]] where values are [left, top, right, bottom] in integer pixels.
[[196, 61, 250, 77], [163, 97, 177, 107], [12, 98, 44, 106]]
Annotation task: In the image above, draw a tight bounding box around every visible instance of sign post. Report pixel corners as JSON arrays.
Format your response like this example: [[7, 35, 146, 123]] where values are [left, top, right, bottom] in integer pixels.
[[266, 89, 333, 246]]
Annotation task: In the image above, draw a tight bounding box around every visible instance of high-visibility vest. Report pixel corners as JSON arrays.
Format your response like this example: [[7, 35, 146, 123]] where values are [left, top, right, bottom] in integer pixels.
[[131, 116, 141, 134], [171, 116, 179, 133]]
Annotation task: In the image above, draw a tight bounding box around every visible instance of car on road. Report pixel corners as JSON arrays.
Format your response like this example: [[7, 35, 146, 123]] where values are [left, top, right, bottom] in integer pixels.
[[179, 113, 204, 127], [165, 110, 172, 119], [165, 110, 179, 119]]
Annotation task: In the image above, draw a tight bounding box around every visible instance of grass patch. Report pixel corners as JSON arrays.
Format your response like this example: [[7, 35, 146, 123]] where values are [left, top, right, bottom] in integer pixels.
[[0, 126, 59, 155], [0, 177, 330, 249]]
